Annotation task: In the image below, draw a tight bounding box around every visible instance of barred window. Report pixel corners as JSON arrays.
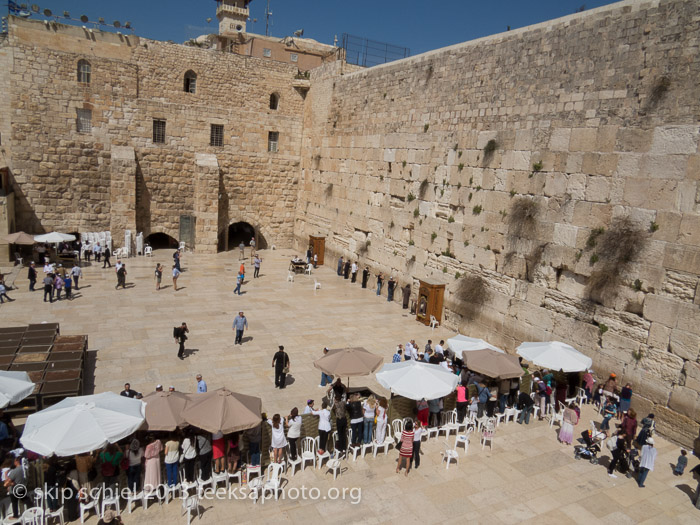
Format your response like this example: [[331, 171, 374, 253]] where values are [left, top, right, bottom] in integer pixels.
[[263, 48, 272, 58], [76, 109, 92, 133], [210, 124, 224, 147], [268, 131, 279, 153], [153, 119, 166, 143], [77, 59, 91, 84], [184, 70, 197, 94]]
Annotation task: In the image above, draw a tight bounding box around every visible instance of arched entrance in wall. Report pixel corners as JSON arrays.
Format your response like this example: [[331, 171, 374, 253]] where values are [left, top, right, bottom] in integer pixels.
[[145, 232, 178, 249], [218, 222, 268, 252]]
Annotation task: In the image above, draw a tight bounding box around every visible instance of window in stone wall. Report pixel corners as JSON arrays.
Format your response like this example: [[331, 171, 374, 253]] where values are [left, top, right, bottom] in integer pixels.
[[77, 59, 91, 84], [269, 93, 279, 110], [76, 109, 92, 133], [263, 48, 272, 58], [290, 53, 298, 63], [210, 124, 224, 147], [268, 131, 279, 153], [184, 70, 197, 94], [153, 119, 166, 144]]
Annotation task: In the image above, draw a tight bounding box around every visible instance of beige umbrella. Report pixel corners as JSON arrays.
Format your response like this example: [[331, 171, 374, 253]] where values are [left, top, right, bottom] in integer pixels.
[[142, 391, 191, 431], [462, 349, 524, 380], [5, 232, 36, 245], [313, 347, 384, 378], [181, 388, 261, 434]]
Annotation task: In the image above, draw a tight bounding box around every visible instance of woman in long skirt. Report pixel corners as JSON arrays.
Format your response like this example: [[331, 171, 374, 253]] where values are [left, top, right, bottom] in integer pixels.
[[143, 435, 163, 492], [375, 398, 388, 444], [558, 403, 578, 445]]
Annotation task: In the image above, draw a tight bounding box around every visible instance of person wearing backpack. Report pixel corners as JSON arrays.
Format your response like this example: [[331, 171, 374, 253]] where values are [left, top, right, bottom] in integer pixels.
[[99, 443, 123, 488]]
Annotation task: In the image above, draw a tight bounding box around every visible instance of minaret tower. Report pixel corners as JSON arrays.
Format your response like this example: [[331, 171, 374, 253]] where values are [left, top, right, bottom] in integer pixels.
[[216, 0, 252, 35]]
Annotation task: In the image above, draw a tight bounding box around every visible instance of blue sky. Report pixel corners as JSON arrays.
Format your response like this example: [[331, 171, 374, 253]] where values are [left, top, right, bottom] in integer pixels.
[[14, 0, 619, 55]]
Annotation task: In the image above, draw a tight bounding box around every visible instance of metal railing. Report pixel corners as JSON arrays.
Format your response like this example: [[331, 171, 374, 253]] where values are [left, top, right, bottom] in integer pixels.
[[340, 33, 410, 68]]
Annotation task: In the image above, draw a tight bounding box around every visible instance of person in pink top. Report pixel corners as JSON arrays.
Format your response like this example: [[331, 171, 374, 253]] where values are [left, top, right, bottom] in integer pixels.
[[397, 420, 415, 476], [143, 435, 163, 492], [456, 381, 468, 423], [582, 369, 595, 404]]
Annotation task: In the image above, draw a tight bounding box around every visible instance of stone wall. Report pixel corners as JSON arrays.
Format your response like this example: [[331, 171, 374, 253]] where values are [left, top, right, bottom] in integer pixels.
[[294, 0, 700, 445], [1, 18, 304, 249]]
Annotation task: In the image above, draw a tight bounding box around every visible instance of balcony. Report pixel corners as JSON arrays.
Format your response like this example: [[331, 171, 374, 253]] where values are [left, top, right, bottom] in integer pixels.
[[216, 4, 249, 18]]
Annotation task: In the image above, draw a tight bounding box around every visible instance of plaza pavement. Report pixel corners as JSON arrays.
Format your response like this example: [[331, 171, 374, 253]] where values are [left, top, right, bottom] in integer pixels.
[[1, 248, 699, 524]]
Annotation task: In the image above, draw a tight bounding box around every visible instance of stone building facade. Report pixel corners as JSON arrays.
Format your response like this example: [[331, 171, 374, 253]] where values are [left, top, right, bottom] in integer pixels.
[[1, 0, 699, 444]]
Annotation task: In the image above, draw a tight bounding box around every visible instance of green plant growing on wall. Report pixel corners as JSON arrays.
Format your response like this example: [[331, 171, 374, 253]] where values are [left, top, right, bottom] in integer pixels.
[[390, 221, 395, 228], [457, 182, 462, 189], [448, 216, 455, 223], [532, 161, 543, 172], [452, 274, 490, 320], [419, 179, 429, 198], [402, 160, 407, 168], [475, 185, 482, 191], [575, 250, 582, 262], [325, 183, 333, 197], [586, 227, 605, 249], [441, 249, 455, 258], [598, 323, 608, 335], [472, 205, 482, 215], [424, 123, 430, 133], [649, 221, 659, 232], [443, 267, 448, 273], [431, 232, 438, 242], [589, 254, 599, 264], [453, 144, 458, 151], [468, 193, 473, 202], [440, 189, 444, 197], [380, 175, 384, 181], [458, 151, 462, 158], [407, 193, 415, 202], [483, 139, 498, 163], [507, 197, 539, 238], [413, 209, 420, 218], [463, 240, 469, 247], [408, 240, 414, 246], [458, 163, 464, 172], [455, 271, 461, 279], [510, 190, 516, 197], [419, 219, 423, 225], [646, 76, 671, 110], [485, 245, 491, 251], [632, 348, 644, 362], [633, 279, 642, 291]]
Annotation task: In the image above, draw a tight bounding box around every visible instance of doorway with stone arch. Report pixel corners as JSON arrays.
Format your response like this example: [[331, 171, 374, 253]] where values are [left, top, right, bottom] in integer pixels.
[[218, 221, 268, 252], [145, 232, 179, 250]]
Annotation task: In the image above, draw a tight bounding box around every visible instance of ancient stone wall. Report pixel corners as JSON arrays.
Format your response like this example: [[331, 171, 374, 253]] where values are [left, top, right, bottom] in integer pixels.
[[1, 18, 304, 249], [295, 0, 700, 444]]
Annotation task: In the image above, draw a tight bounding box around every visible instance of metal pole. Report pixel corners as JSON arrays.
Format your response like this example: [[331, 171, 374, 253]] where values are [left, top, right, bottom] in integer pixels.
[[265, 0, 270, 36]]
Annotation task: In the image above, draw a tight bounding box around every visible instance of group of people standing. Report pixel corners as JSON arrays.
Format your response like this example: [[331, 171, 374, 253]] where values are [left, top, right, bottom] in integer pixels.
[[336, 256, 398, 302], [35, 262, 82, 302]]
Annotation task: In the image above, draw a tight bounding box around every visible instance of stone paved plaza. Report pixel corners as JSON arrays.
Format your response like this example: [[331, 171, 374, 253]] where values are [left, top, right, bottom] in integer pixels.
[[1, 249, 699, 524]]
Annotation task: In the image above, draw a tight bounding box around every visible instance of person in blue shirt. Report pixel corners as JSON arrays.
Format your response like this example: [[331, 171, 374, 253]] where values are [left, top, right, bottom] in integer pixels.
[[232, 311, 248, 345], [196, 374, 207, 393]]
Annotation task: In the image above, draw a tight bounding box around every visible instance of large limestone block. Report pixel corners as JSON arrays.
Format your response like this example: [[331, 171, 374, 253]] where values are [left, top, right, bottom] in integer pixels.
[[569, 128, 597, 152], [683, 361, 700, 392], [676, 302, 700, 336], [646, 322, 671, 350], [639, 347, 684, 384], [639, 154, 688, 180], [650, 125, 700, 155], [668, 386, 700, 423], [678, 214, 700, 246], [643, 293, 681, 327], [615, 128, 653, 153], [663, 244, 700, 275], [669, 329, 700, 361], [652, 406, 699, 448]]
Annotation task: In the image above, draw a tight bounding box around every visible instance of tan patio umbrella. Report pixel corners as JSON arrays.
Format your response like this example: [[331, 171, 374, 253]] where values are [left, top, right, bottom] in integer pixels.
[[181, 388, 262, 434], [142, 391, 191, 431], [5, 232, 36, 245], [462, 349, 524, 380], [313, 347, 384, 388]]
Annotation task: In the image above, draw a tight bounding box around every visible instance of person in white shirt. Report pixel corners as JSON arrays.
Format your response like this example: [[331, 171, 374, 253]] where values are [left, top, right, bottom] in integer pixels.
[[638, 438, 657, 488], [267, 414, 288, 464], [285, 408, 302, 460], [311, 401, 332, 454], [412, 420, 424, 469], [351, 262, 358, 283], [180, 431, 197, 483], [303, 399, 314, 414], [435, 340, 445, 355], [410, 342, 419, 361], [70, 264, 83, 290]]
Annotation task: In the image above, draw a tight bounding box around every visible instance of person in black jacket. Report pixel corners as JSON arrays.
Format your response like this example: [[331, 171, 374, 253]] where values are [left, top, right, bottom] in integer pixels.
[[272, 345, 290, 389], [28, 262, 37, 291], [174, 322, 189, 359], [517, 391, 535, 424], [343, 260, 351, 279], [347, 393, 364, 447]]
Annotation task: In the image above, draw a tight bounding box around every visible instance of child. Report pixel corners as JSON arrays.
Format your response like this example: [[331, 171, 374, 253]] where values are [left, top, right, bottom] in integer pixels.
[[674, 449, 688, 476]]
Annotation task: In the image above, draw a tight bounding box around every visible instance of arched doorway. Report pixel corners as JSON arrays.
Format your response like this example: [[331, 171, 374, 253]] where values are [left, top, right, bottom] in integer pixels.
[[218, 222, 267, 252], [145, 232, 178, 250]]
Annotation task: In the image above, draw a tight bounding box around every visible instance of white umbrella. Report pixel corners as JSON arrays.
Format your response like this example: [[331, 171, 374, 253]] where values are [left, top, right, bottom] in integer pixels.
[[34, 232, 76, 243], [447, 334, 504, 354], [20, 392, 145, 456], [376, 360, 459, 401], [0, 371, 36, 409], [516, 341, 592, 373]]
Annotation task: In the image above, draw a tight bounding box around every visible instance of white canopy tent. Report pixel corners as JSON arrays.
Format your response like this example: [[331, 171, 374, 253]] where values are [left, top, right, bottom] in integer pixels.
[[376, 360, 459, 401], [33, 232, 76, 244], [447, 334, 504, 354], [0, 371, 35, 409], [20, 392, 146, 456], [516, 341, 593, 373]]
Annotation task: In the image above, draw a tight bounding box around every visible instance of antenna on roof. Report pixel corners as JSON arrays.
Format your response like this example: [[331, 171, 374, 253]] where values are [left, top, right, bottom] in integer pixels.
[[293, 29, 303, 38], [265, 0, 272, 37]]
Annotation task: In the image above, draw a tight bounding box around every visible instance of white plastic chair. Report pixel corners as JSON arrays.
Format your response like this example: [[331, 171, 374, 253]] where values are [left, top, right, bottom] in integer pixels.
[[549, 403, 565, 428], [360, 429, 374, 458], [575, 387, 588, 406], [503, 406, 518, 424], [391, 419, 404, 445], [211, 470, 227, 490], [287, 272, 294, 282], [373, 425, 393, 457], [79, 496, 99, 523], [430, 315, 439, 330], [481, 422, 495, 450], [144, 246, 153, 257], [44, 506, 64, 525], [314, 279, 321, 291], [456, 427, 472, 455], [245, 464, 261, 483], [305, 264, 312, 275], [100, 489, 120, 518], [261, 463, 284, 501], [316, 435, 332, 469], [20, 508, 43, 525], [124, 490, 142, 514], [347, 429, 361, 461], [326, 456, 342, 480], [196, 469, 214, 495], [182, 494, 200, 525], [441, 440, 459, 469], [300, 437, 316, 470], [142, 485, 166, 510], [494, 411, 507, 427], [286, 443, 303, 476], [227, 469, 242, 488], [438, 410, 458, 438], [179, 241, 186, 253]]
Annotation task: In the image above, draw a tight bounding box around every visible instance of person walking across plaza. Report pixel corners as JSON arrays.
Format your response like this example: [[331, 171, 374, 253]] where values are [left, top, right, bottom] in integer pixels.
[[234, 272, 244, 295], [174, 322, 189, 360], [70, 263, 82, 290], [172, 265, 181, 291], [637, 438, 657, 487], [233, 311, 248, 345], [272, 345, 290, 389], [0, 281, 14, 304], [173, 250, 181, 272], [102, 247, 111, 268], [253, 254, 262, 278], [238, 241, 245, 260], [43, 273, 54, 302], [93, 242, 101, 263], [249, 236, 256, 259], [116, 263, 127, 289], [63, 274, 72, 300], [28, 262, 37, 291], [319, 347, 333, 387]]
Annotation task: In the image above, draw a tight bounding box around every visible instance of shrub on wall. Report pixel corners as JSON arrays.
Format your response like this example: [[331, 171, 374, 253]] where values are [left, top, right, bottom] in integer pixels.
[[452, 274, 490, 320]]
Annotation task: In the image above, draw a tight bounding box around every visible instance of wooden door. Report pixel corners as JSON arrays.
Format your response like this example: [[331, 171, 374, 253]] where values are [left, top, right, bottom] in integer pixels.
[[309, 236, 325, 265]]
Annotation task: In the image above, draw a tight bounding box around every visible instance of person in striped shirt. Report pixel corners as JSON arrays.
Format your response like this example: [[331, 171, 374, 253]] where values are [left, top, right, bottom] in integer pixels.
[[392, 346, 403, 363], [397, 420, 414, 476]]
